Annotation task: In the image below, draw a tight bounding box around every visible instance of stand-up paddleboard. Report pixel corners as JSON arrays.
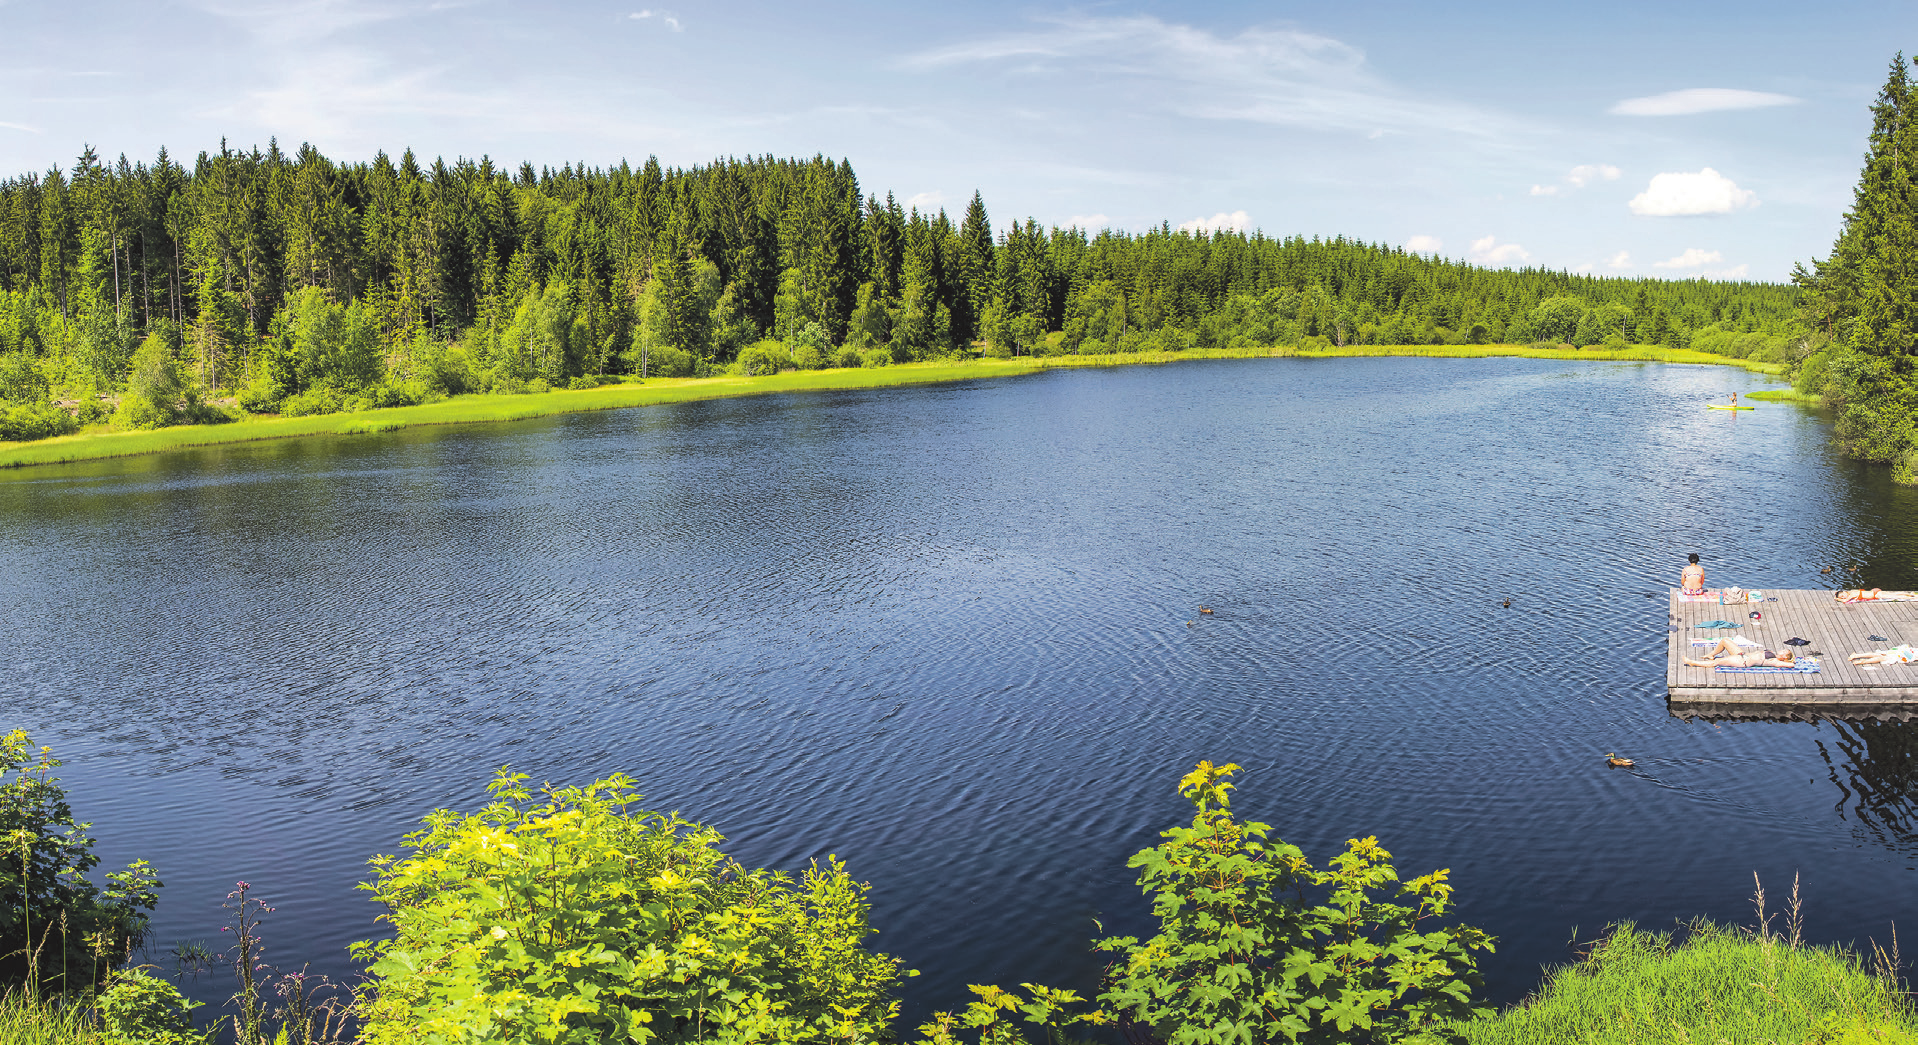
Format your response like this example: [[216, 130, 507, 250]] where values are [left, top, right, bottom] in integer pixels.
[[1707, 404, 1756, 410]]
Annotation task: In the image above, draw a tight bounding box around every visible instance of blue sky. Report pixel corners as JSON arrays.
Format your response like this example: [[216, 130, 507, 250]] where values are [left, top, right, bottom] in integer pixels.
[[2, 0, 1911, 282]]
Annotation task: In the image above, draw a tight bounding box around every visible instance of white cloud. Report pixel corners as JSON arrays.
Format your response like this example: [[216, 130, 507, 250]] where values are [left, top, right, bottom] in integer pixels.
[[903, 191, 946, 211], [1468, 235, 1529, 266], [1607, 251, 1632, 270], [1532, 163, 1620, 197], [1178, 210, 1250, 234], [899, 15, 1516, 140], [1628, 168, 1757, 216], [1705, 263, 1751, 280], [1567, 163, 1620, 187], [1610, 88, 1798, 116], [0, 121, 40, 134], [1653, 247, 1724, 269], [1065, 213, 1111, 229], [629, 9, 681, 31], [1405, 234, 1442, 254]]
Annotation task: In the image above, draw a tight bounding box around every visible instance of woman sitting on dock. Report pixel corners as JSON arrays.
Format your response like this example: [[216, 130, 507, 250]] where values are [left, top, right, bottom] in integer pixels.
[[1683, 639, 1797, 669], [1848, 645, 1918, 665]]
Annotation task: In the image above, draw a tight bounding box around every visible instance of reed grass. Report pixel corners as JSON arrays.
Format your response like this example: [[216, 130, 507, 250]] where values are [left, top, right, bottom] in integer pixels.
[[1425, 920, 1915, 1045], [0, 343, 1781, 470], [0, 991, 94, 1045], [1748, 387, 1825, 404]]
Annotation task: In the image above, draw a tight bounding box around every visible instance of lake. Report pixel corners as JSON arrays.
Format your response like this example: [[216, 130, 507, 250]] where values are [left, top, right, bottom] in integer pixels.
[[2, 355, 1915, 1024]]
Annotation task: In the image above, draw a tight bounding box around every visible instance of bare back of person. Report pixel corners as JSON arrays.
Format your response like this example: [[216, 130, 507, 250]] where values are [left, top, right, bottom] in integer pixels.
[[1681, 562, 1705, 594]]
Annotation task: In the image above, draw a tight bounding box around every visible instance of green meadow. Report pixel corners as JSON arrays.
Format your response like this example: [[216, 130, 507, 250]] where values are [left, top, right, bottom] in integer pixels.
[[0, 344, 1784, 471]]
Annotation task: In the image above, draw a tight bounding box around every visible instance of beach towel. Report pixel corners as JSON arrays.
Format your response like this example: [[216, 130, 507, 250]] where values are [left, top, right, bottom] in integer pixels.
[[1714, 660, 1822, 674], [1695, 620, 1739, 629], [1691, 637, 1760, 647]]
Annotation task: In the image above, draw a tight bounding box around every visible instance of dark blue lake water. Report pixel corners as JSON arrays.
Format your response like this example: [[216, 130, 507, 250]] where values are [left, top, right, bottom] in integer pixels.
[[3, 356, 1915, 1025]]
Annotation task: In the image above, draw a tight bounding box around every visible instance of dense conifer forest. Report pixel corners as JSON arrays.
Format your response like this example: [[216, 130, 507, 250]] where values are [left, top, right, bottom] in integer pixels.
[[0, 140, 1799, 442], [1790, 54, 1918, 480]]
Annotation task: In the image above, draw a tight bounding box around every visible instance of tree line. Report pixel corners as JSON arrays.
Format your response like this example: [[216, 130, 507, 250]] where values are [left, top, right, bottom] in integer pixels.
[[1792, 53, 1918, 481], [0, 140, 1799, 438]]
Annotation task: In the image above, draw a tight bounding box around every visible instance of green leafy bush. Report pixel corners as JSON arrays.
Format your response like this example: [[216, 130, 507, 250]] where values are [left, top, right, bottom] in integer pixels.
[[1097, 761, 1492, 1045], [277, 387, 347, 417], [362, 380, 437, 409], [790, 344, 825, 370], [235, 376, 286, 414], [0, 404, 80, 442], [736, 340, 791, 376], [354, 770, 906, 1045], [0, 731, 161, 993], [910, 983, 1108, 1045], [643, 345, 696, 378], [859, 347, 894, 368], [96, 968, 202, 1045]]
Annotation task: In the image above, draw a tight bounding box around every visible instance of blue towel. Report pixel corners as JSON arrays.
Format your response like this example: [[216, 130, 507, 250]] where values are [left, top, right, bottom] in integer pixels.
[[1695, 620, 1739, 629], [1714, 661, 1821, 674]]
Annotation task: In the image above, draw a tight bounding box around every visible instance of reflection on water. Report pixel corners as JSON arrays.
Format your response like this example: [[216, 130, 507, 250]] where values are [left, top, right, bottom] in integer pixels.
[[1820, 721, 1918, 857], [1, 356, 1915, 1023]]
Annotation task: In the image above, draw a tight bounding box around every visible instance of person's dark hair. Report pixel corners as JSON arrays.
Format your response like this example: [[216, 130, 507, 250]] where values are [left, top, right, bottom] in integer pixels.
[[1688, 553, 1700, 564]]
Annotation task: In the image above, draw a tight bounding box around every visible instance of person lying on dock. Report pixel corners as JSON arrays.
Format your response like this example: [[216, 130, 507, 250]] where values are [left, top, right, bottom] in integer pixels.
[[1835, 589, 1918, 602], [1683, 639, 1797, 669], [1680, 553, 1705, 596], [1848, 645, 1918, 665]]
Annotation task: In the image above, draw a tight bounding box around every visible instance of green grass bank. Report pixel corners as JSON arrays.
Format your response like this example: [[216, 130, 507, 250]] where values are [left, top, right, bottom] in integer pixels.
[[1424, 922, 1915, 1045], [0, 343, 1783, 471]]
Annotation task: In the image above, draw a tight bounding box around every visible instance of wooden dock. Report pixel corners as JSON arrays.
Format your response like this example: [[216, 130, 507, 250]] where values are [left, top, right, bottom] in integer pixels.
[[1667, 589, 1918, 707]]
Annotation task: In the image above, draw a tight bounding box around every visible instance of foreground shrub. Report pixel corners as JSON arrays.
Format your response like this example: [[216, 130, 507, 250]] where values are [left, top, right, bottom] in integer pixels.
[[831, 345, 864, 369], [354, 770, 905, 1044], [1097, 761, 1492, 1044], [96, 968, 202, 1045], [0, 732, 161, 992]]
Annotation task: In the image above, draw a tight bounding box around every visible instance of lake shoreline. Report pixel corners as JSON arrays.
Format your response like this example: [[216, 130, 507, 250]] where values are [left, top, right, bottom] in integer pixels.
[[0, 343, 1784, 470]]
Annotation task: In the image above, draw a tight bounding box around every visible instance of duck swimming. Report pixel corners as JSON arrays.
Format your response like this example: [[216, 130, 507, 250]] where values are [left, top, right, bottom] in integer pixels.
[[1606, 752, 1635, 768]]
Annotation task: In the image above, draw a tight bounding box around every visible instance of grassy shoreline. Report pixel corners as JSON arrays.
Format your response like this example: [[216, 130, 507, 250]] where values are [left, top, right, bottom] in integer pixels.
[[0, 343, 1784, 470]]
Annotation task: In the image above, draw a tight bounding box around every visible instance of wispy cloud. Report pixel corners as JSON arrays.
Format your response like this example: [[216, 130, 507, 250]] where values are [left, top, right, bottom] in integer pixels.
[[904, 191, 946, 211], [1629, 168, 1758, 216], [1568, 164, 1619, 187], [1607, 250, 1632, 270], [1532, 162, 1619, 196], [1654, 247, 1723, 269], [1468, 234, 1529, 266], [1178, 210, 1250, 234], [1610, 88, 1797, 116], [628, 9, 681, 31], [191, 0, 415, 45], [1065, 213, 1110, 230], [899, 14, 1515, 140], [1406, 234, 1442, 254], [0, 121, 41, 134]]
